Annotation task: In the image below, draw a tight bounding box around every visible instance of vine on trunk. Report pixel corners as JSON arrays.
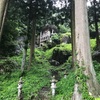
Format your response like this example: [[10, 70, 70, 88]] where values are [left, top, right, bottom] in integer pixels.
[[75, 66, 95, 100]]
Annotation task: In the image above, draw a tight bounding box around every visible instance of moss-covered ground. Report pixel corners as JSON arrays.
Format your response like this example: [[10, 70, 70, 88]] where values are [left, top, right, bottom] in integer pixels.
[[0, 39, 100, 100]]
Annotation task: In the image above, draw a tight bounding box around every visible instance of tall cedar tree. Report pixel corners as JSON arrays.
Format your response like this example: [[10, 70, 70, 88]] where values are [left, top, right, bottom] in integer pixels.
[[28, 0, 53, 67], [0, 0, 9, 41], [72, 0, 100, 99]]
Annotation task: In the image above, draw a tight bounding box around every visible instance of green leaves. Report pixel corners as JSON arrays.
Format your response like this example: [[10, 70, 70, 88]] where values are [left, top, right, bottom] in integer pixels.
[[54, 72, 75, 100], [75, 67, 94, 100]]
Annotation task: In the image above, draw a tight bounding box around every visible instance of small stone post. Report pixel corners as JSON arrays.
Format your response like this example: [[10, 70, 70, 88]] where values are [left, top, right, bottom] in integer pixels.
[[17, 77, 23, 100], [50, 76, 57, 96], [64, 71, 68, 79]]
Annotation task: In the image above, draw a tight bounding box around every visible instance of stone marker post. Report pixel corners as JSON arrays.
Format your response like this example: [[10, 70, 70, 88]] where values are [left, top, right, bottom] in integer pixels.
[[17, 77, 23, 100], [50, 76, 57, 96]]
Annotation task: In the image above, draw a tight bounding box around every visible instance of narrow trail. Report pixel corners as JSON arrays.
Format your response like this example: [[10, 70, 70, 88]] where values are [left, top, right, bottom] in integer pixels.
[[30, 86, 51, 100], [38, 86, 51, 100]]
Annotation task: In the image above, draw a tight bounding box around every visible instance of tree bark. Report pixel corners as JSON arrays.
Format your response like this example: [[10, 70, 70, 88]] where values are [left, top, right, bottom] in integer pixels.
[[0, 0, 8, 41], [71, 0, 76, 68], [72, 84, 82, 100], [29, 18, 36, 67], [72, 0, 100, 99], [21, 48, 27, 73], [21, 38, 28, 73]]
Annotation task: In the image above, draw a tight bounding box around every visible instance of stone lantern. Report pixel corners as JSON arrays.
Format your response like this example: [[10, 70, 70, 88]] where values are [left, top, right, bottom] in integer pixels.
[[50, 76, 57, 96], [17, 77, 23, 100]]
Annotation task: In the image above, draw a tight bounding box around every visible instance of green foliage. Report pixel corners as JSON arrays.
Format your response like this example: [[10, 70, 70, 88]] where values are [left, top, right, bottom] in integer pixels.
[[53, 72, 75, 100], [45, 43, 72, 60], [0, 57, 51, 100], [51, 33, 60, 45], [35, 48, 48, 63], [1, 41, 99, 100], [45, 48, 54, 59], [51, 34, 60, 41], [0, 20, 19, 56], [0, 45, 73, 100], [88, 0, 100, 32], [0, 58, 19, 75], [60, 43, 72, 51], [59, 24, 69, 33], [35, 48, 45, 56], [75, 67, 94, 100], [22, 68, 50, 99], [60, 32, 71, 37], [0, 71, 20, 100], [41, 43, 49, 51], [90, 39, 96, 51], [0, 48, 53, 99], [95, 98, 100, 100], [93, 61, 100, 83]]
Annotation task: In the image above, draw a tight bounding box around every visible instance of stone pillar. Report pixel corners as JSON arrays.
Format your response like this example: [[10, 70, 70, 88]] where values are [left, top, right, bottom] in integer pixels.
[[17, 77, 23, 100], [50, 76, 57, 96]]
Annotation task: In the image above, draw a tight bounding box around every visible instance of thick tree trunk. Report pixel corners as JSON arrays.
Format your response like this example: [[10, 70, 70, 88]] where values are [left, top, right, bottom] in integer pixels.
[[21, 39, 28, 73], [0, 0, 8, 41], [29, 18, 36, 67], [72, 0, 100, 99], [0, 0, 6, 27], [21, 48, 27, 73], [71, 0, 76, 68], [72, 84, 82, 100]]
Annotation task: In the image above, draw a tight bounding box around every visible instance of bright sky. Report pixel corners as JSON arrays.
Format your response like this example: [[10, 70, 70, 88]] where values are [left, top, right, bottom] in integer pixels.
[[87, 0, 99, 6], [53, 0, 99, 8], [87, 1, 91, 6], [53, 1, 65, 9]]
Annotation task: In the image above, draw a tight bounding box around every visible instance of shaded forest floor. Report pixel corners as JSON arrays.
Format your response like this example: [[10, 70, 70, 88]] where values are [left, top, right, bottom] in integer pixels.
[[0, 39, 100, 100], [0, 47, 75, 100]]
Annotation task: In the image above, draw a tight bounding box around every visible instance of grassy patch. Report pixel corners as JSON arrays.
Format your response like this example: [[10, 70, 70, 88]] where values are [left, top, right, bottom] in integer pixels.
[[90, 39, 96, 51], [0, 40, 100, 100], [95, 98, 100, 100], [53, 71, 75, 100], [45, 43, 72, 59], [0, 61, 51, 100]]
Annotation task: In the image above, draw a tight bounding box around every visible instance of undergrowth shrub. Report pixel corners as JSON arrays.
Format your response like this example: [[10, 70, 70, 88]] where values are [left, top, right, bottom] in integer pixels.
[[0, 58, 19, 75], [53, 72, 75, 100], [51, 33, 60, 45], [75, 67, 94, 100], [45, 43, 72, 60], [90, 39, 96, 52], [93, 61, 100, 83], [59, 25, 68, 33]]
